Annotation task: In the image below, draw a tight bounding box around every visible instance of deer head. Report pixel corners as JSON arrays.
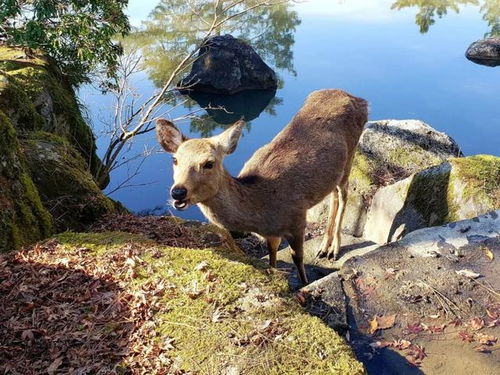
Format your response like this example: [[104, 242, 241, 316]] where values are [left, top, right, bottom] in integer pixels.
[[156, 119, 245, 210]]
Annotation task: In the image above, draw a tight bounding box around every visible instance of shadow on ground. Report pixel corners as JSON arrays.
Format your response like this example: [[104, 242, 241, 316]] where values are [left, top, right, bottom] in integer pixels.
[[0, 242, 132, 373]]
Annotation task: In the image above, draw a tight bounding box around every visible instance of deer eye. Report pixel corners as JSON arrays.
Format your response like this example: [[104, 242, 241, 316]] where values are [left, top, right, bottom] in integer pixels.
[[203, 161, 214, 169], [172, 157, 178, 166]]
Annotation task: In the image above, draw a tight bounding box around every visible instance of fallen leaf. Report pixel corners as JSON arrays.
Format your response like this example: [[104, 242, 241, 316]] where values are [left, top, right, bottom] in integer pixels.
[[195, 261, 209, 271], [486, 309, 498, 320], [456, 269, 481, 279], [377, 314, 396, 330], [47, 357, 63, 375], [482, 246, 494, 261], [295, 291, 307, 306], [408, 344, 426, 361], [405, 322, 424, 334], [469, 317, 485, 331], [393, 339, 412, 350], [425, 324, 446, 334], [205, 271, 217, 282], [163, 337, 176, 350], [458, 331, 475, 342], [476, 333, 497, 346], [21, 329, 34, 341], [369, 316, 378, 334], [449, 318, 463, 327]]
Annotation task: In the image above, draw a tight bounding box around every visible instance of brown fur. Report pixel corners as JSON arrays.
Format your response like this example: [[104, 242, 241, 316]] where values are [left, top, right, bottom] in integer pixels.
[[156, 89, 368, 284]]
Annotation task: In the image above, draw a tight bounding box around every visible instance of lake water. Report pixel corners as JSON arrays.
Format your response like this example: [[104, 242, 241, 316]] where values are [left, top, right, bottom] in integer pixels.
[[80, 0, 500, 221]]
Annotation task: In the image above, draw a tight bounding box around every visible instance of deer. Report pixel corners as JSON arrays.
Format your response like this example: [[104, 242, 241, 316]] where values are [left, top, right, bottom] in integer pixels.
[[156, 89, 368, 284]]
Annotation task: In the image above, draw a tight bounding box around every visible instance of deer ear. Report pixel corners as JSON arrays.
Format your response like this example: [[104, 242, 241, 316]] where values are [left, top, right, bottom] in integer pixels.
[[213, 120, 245, 154], [156, 119, 187, 153]]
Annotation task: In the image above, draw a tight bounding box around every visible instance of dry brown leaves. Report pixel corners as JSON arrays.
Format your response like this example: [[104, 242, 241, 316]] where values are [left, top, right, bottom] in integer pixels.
[[91, 213, 222, 249], [0, 238, 185, 374]]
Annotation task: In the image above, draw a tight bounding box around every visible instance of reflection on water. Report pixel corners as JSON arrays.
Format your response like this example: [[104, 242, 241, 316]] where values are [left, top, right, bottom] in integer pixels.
[[127, 0, 300, 87], [391, 0, 499, 36], [124, 0, 299, 136], [185, 89, 278, 134], [81, 0, 500, 217]]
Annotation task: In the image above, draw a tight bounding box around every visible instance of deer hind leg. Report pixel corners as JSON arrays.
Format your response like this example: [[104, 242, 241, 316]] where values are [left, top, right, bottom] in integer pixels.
[[286, 230, 308, 285], [317, 189, 339, 258], [328, 183, 348, 260], [266, 236, 281, 268]]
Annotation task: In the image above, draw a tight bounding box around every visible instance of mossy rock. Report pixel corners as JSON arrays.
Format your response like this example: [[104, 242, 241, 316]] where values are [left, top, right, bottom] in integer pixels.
[[364, 155, 500, 244], [0, 46, 109, 187], [0, 112, 52, 252], [21, 131, 116, 232], [307, 120, 462, 237], [43, 230, 365, 374]]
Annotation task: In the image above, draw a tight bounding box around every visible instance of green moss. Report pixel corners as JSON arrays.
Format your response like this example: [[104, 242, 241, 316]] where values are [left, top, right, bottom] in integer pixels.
[[53, 231, 365, 375], [0, 72, 46, 131], [0, 111, 52, 251], [403, 155, 500, 228], [407, 163, 458, 226], [350, 149, 374, 194], [21, 132, 115, 232], [0, 46, 108, 186], [451, 155, 500, 209], [388, 146, 443, 173]]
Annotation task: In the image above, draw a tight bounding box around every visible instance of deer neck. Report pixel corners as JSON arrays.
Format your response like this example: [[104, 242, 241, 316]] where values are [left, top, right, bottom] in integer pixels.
[[198, 170, 261, 233]]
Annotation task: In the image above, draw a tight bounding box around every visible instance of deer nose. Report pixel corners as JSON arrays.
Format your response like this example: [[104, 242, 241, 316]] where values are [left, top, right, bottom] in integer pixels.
[[171, 186, 187, 200]]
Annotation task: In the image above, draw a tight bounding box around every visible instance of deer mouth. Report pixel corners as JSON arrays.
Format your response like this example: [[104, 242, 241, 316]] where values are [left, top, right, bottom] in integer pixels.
[[173, 200, 190, 211]]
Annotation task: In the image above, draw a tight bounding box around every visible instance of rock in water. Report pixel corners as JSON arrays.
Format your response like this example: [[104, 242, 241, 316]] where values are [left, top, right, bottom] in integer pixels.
[[465, 38, 500, 67], [178, 34, 278, 94]]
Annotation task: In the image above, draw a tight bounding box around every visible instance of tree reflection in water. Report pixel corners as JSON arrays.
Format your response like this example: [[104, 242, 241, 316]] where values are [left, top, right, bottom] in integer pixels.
[[125, 0, 300, 136], [391, 0, 499, 37]]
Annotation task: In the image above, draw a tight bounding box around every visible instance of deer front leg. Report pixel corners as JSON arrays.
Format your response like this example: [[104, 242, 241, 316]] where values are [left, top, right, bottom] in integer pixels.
[[317, 189, 339, 258], [266, 236, 281, 268], [328, 184, 347, 260], [286, 230, 308, 285]]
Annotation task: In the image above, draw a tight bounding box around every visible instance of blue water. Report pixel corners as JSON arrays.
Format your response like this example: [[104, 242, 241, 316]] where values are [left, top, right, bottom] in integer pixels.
[[79, 1, 500, 221]]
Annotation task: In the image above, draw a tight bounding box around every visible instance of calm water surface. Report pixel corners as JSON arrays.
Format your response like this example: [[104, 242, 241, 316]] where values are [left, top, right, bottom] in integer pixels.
[[80, 0, 500, 220]]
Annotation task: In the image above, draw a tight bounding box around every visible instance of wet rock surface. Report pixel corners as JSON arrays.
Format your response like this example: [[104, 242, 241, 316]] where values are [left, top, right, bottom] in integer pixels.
[[178, 34, 278, 94]]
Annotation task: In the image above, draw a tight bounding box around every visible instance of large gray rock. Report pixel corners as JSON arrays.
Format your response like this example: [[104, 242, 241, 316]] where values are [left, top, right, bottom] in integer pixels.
[[179, 34, 278, 94], [466, 38, 500, 67], [364, 155, 500, 244], [307, 119, 462, 237], [340, 211, 500, 374]]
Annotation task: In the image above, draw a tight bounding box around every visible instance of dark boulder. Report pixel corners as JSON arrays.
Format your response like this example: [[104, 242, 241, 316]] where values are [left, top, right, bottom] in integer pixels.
[[179, 35, 278, 94], [465, 38, 500, 67]]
